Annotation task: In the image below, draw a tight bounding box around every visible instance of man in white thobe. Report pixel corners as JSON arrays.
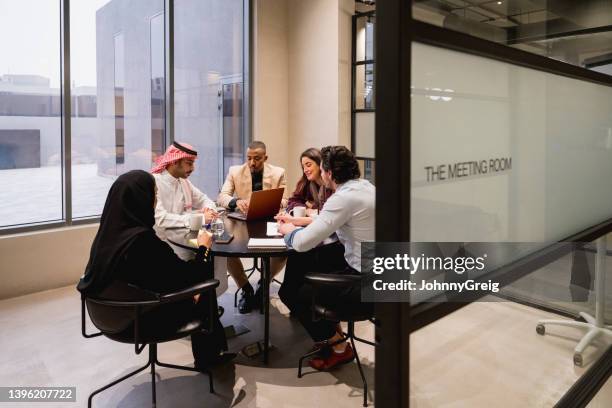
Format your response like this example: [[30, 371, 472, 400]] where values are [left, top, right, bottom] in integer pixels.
[[151, 141, 236, 296]]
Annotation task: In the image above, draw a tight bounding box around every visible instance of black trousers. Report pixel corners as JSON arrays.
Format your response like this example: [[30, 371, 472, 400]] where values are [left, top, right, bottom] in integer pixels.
[[138, 293, 227, 365], [189, 296, 228, 364], [279, 241, 361, 342]]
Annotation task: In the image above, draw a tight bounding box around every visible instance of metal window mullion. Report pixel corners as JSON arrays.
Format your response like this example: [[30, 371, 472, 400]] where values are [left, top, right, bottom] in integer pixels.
[[61, 0, 72, 224], [351, 13, 356, 154], [164, 0, 174, 146], [244, 0, 252, 150]]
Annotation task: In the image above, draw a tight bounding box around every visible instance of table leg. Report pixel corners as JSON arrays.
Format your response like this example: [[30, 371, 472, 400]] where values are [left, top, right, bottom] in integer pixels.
[[263, 256, 270, 364]]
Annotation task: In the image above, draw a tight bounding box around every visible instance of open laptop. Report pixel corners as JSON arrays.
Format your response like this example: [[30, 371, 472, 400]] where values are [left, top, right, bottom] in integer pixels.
[[227, 188, 284, 221]]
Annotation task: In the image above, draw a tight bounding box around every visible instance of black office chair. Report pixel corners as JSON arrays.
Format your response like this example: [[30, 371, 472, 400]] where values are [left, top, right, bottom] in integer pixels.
[[297, 273, 376, 407], [81, 279, 220, 408]]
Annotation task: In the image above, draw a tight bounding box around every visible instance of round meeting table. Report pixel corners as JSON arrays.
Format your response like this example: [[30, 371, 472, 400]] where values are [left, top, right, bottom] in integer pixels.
[[166, 216, 292, 364]]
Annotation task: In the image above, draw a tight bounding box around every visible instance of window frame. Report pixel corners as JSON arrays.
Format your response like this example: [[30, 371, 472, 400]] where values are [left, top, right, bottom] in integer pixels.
[[351, 10, 376, 162], [0, 0, 251, 235]]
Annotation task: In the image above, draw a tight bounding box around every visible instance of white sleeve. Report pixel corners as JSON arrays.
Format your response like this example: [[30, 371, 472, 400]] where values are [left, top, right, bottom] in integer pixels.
[[154, 188, 190, 229], [290, 194, 352, 252], [190, 182, 217, 210]]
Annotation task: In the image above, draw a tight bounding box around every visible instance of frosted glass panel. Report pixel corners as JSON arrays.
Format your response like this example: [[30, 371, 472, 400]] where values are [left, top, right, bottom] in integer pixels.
[[355, 111, 375, 158], [411, 42, 612, 242]]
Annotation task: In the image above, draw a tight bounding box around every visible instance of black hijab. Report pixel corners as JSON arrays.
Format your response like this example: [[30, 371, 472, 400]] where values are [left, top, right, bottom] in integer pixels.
[[77, 170, 156, 295]]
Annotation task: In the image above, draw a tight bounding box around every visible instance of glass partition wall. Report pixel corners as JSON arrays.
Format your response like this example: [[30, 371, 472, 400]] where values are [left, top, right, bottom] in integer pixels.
[[375, 1, 612, 407], [0, 0, 249, 232]]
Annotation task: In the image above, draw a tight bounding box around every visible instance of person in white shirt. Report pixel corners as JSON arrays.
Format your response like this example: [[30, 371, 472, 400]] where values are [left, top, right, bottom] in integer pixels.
[[278, 146, 375, 372], [151, 141, 246, 296], [152, 142, 217, 233]]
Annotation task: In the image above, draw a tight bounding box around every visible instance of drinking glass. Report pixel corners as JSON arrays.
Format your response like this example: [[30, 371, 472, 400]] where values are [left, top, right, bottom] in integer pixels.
[[211, 209, 225, 237]]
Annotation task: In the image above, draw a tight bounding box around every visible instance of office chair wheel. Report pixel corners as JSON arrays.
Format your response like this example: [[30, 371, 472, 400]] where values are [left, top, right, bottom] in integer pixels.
[[573, 353, 583, 367], [536, 324, 545, 335]]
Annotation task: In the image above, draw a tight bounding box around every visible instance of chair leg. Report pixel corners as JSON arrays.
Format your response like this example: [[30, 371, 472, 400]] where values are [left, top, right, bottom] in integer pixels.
[[349, 335, 368, 407], [150, 345, 157, 407], [297, 335, 347, 378], [208, 368, 215, 394], [155, 359, 214, 393], [88, 352, 152, 408], [353, 335, 376, 347], [297, 348, 320, 379]]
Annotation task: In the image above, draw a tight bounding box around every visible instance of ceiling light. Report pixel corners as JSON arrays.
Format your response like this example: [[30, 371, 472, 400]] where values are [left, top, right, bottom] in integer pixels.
[[497, 1, 502, 4]]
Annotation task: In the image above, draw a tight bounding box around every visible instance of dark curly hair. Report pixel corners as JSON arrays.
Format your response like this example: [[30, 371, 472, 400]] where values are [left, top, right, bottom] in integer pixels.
[[321, 146, 360, 184]]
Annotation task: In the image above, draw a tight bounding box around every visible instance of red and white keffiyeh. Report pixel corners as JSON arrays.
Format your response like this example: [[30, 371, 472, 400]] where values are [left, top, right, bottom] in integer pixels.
[[151, 142, 197, 174]]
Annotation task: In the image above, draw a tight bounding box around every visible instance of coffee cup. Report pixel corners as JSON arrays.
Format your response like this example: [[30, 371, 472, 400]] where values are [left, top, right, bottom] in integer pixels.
[[292, 206, 306, 217], [189, 213, 203, 231]]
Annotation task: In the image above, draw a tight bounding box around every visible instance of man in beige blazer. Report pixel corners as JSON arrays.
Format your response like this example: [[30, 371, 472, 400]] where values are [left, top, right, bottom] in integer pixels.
[[218, 141, 288, 313]]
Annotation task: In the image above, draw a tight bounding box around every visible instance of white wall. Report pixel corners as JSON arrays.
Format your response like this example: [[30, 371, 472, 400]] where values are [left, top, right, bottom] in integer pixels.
[[254, 0, 353, 187], [338, 0, 353, 150], [0, 225, 97, 299], [253, 0, 290, 174]]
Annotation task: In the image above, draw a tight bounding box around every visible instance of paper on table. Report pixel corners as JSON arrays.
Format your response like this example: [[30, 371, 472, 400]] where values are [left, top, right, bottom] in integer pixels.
[[266, 222, 281, 236], [247, 238, 286, 248]]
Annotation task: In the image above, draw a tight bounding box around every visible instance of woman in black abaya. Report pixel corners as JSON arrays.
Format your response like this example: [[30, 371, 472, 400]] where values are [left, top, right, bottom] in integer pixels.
[[77, 170, 231, 367]]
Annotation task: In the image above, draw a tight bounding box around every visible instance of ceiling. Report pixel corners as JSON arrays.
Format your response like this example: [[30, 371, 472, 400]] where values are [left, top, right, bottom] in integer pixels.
[[413, 0, 612, 67]]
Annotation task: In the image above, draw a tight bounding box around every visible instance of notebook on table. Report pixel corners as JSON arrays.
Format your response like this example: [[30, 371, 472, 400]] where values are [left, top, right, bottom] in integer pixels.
[[247, 238, 286, 249]]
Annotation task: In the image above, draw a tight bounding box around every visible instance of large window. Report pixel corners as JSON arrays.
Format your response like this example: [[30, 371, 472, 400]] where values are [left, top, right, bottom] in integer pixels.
[[0, 0, 248, 231], [70, 0, 165, 219], [0, 0, 63, 227], [174, 0, 248, 196]]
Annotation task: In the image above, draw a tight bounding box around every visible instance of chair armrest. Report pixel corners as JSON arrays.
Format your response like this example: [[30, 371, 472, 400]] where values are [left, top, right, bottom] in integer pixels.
[[304, 273, 363, 287], [86, 279, 219, 306], [86, 296, 161, 307], [159, 279, 220, 303]]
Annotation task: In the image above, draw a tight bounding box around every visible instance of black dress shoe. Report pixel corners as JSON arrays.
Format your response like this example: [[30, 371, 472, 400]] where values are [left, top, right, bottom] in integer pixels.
[[252, 285, 264, 310], [238, 289, 254, 314], [194, 352, 237, 371]]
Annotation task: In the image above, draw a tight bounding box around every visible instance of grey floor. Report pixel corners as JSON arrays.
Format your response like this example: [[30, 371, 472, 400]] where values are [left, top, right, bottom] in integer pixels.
[[2, 280, 612, 407], [0, 277, 375, 408], [501, 244, 612, 321]]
